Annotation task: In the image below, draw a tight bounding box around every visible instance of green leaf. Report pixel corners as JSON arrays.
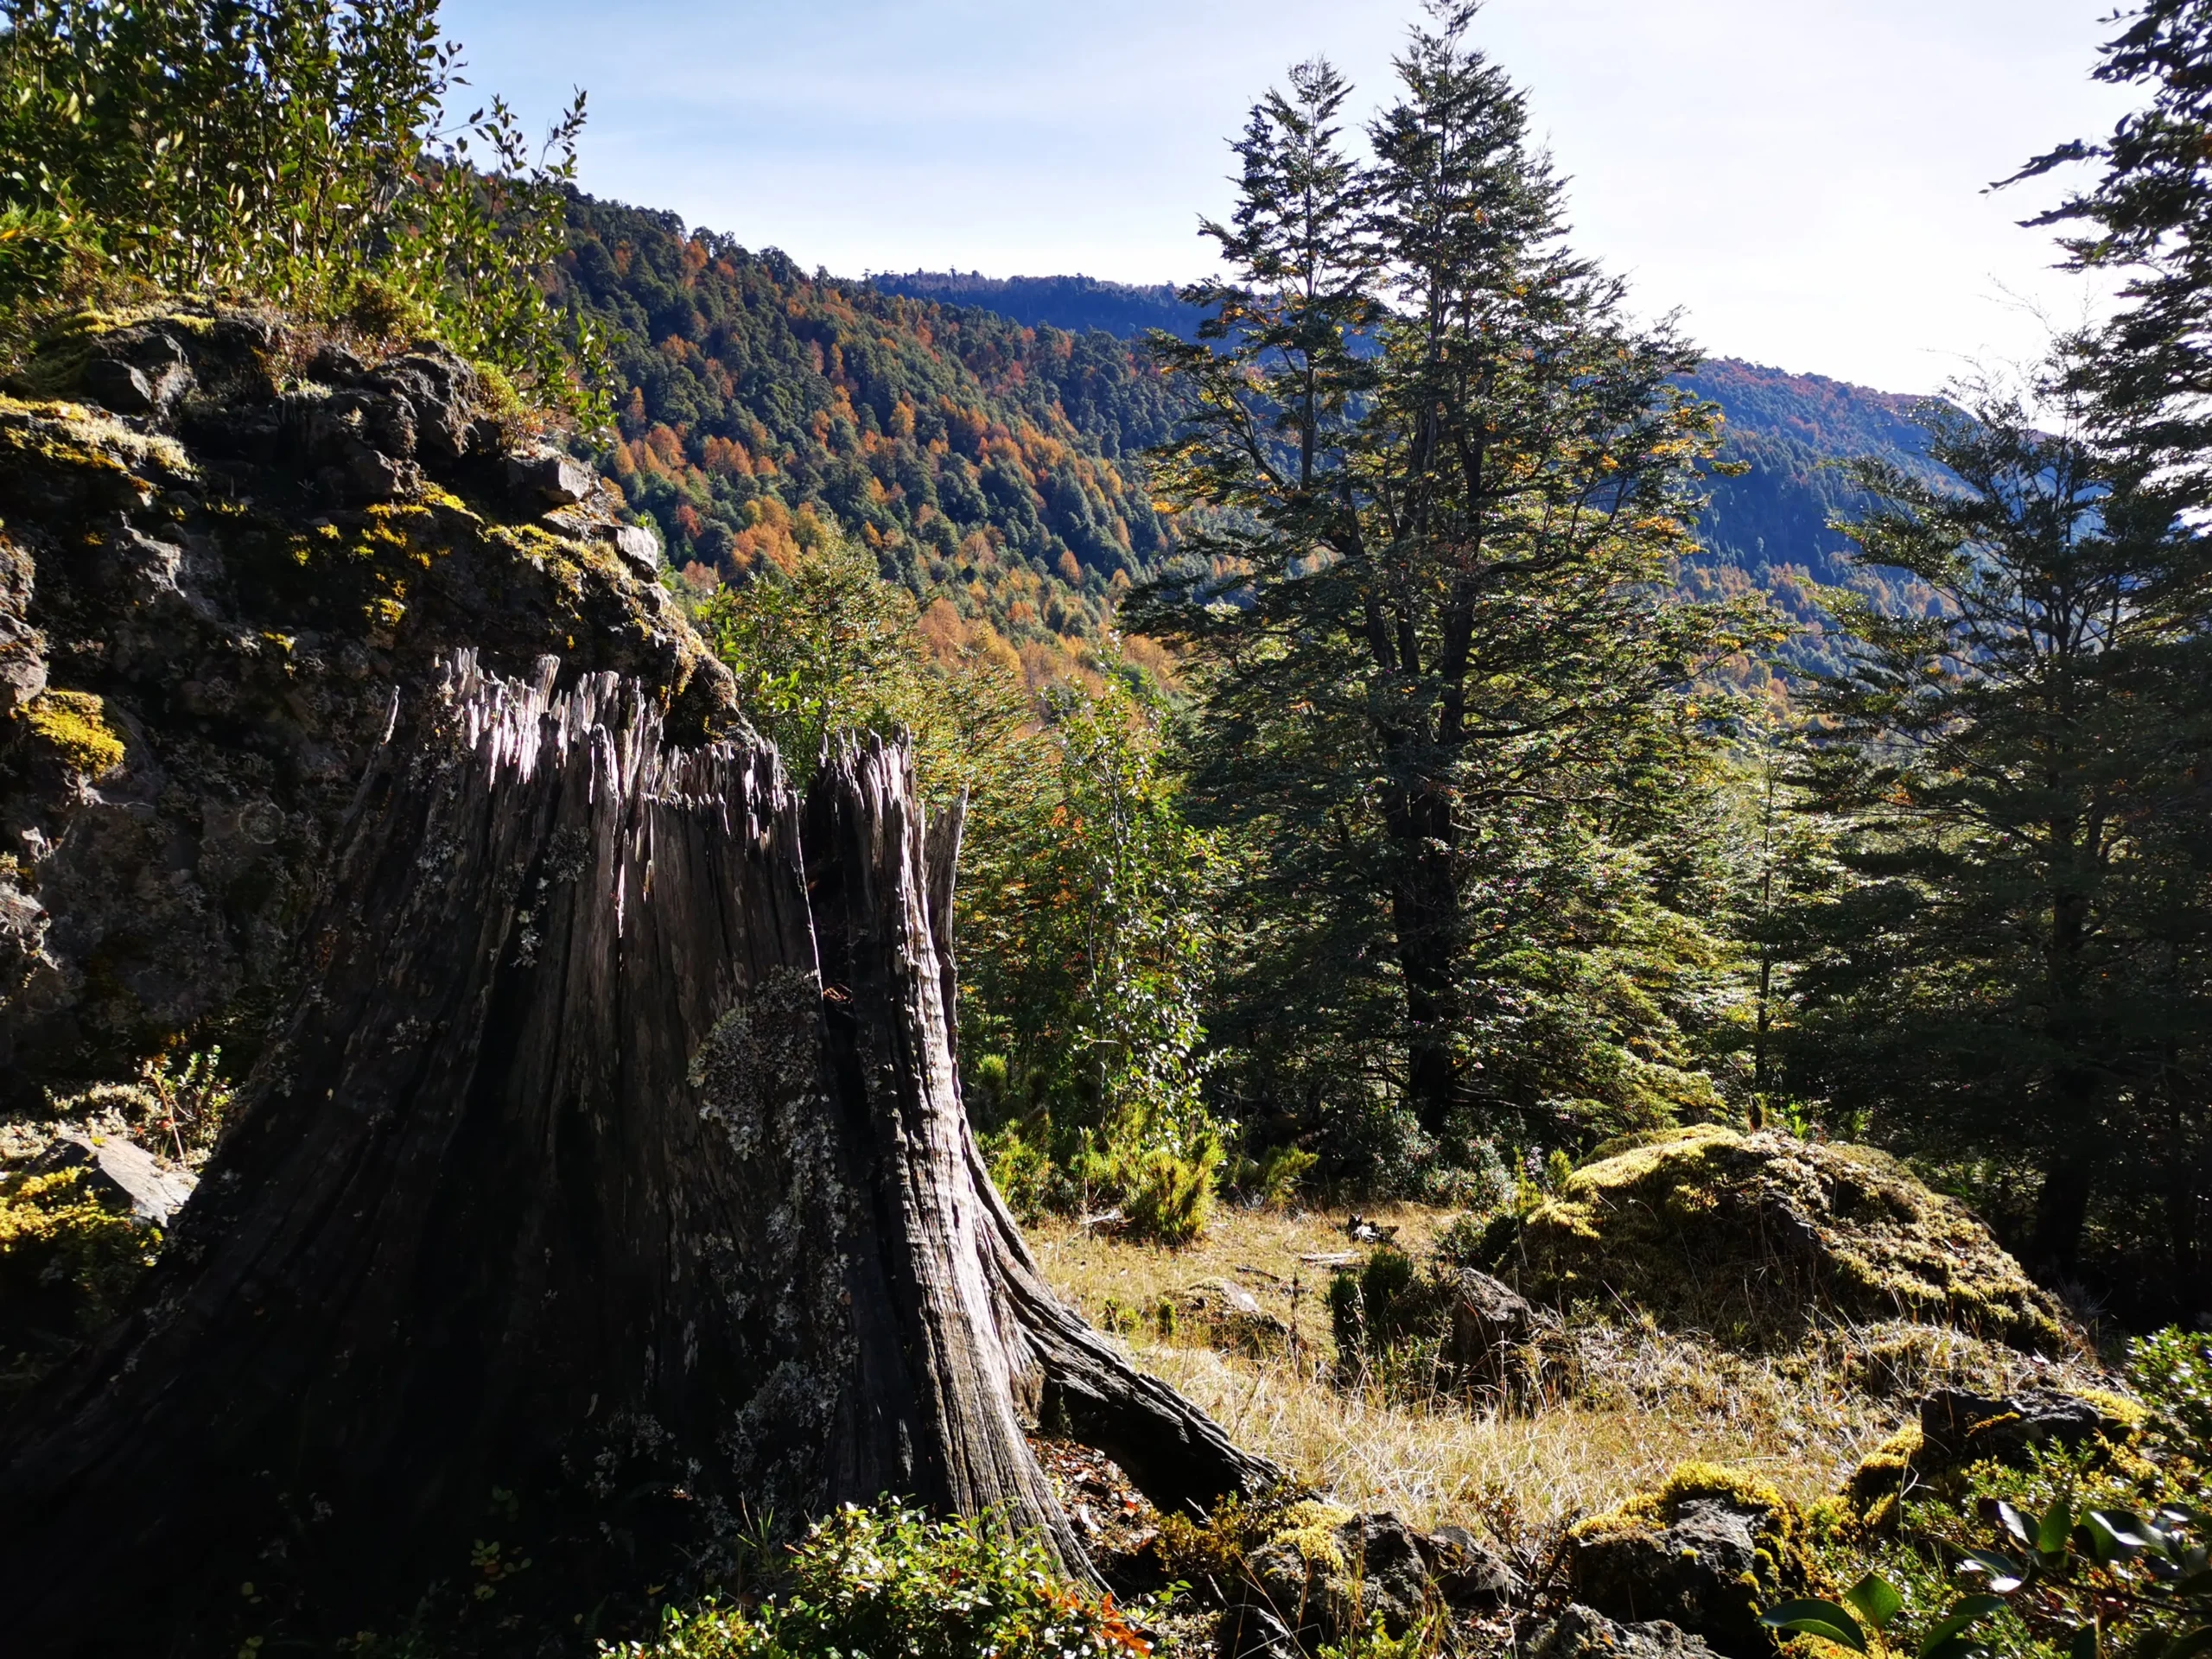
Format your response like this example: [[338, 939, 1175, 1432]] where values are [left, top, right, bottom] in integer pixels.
[[1844, 1575, 1905, 1632], [1761, 1602, 1867, 1654], [1961, 1551, 2024, 1594], [2088, 1512, 2158, 1560], [1917, 1595, 2009, 1659], [2041, 1500, 2077, 1556], [1999, 1503, 2036, 1550]]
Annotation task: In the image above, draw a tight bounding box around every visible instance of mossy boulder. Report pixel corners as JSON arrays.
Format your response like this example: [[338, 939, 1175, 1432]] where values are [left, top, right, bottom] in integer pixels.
[[1496, 1126, 2073, 1354], [1568, 1464, 1822, 1659], [0, 304, 735, 1105], [1843, 1385, 2146, 1528]]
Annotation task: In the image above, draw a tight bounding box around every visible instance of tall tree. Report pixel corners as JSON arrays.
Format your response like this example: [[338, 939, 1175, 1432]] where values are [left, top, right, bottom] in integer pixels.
[[1782, 357, 2212, 1299], [1137, 4, 1758, 1149]]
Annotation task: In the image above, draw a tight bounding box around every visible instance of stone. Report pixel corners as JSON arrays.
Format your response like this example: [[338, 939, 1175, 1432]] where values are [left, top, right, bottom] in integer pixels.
[[508, 449, 594, 508], [1525, 1605, 1726, 1659], [1238, 1510, 1437, 1649], [1916, 1386, 2129, 1466], [79, 326, 195, 416], [1181, 1277, 1293, 1354], [32, 1132, 198, 1227], [1496, 1125, 2075, 1354], [609, 522, 661, 577], [1567, 1469, 1817, 1659], [1422, 1523, 1522, 1609], [1444, 1267, 1548, 1389]]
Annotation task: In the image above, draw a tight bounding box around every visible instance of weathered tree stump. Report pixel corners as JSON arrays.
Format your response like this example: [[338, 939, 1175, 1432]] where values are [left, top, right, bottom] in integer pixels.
[[0, 655, 1274, 1654]]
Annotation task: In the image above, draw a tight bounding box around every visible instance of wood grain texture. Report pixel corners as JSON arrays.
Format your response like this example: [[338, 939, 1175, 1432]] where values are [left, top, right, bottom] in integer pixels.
[[0, 658, 1274, 1654]]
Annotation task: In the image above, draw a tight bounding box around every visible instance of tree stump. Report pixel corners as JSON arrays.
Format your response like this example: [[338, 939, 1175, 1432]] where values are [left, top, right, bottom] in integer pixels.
[[0, 654, 1274, 1654]]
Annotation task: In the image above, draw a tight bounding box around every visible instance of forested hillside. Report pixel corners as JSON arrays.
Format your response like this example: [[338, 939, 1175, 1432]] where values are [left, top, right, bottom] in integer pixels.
[[869, 268, 1945, 641], [554, 198, 1183, 681]]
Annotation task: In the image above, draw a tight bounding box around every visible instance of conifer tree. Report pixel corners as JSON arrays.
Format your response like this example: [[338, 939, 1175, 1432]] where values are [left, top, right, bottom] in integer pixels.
[[1783, 355, 2212, 1302], [1136, 3, 1763, 1153]]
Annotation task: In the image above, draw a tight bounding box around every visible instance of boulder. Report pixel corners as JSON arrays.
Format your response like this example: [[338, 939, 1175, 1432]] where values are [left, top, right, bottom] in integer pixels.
[[508, 448, 595, 508], [1422, 1523, 1522, 1609], [1491, 1126, 2073, 1354], [0, 305, 741, 1105], [1567, 1465, 1818, 1659], [31, 1133, 197, 1227], [1180, 1277, 1293, 1355], [1443, 1267, 1554, 1394], [1846, 1384, 2143, 1521], [1235, 1507, 1440, 1647], [1525, 1605, 1726, 1659]]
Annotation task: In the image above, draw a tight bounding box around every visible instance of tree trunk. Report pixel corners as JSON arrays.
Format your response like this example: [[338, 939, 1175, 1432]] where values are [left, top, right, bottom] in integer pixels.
[[1388, 782, 1462, 1136], [0, 654, 1275, 1656]]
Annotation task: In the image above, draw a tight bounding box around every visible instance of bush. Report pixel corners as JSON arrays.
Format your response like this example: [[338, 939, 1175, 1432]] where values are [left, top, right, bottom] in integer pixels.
[[0, 0, 606, 414], [608, 1501, 1153, 1659], [1118, 1135, 1222, 1246]]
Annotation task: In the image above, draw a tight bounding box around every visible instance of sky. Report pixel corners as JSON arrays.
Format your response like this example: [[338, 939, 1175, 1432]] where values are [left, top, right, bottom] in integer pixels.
[[438, 0, 2142, 396]]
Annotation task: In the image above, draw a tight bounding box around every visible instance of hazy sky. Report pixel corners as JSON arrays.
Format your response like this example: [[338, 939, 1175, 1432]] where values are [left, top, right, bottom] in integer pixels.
[[439, 0, 2140, 395]]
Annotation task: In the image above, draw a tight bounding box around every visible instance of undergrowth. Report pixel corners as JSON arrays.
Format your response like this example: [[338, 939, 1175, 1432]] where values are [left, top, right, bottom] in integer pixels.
[[609, 1501, 1157, 1659]]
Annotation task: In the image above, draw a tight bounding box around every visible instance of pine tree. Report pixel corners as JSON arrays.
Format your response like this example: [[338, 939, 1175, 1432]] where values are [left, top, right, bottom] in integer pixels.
[[1783, 354, 2212, 1303], [1135, 3, 1764, 1156]]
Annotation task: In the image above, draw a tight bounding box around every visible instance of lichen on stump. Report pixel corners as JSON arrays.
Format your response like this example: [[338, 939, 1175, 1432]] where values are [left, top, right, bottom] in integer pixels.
[[0, 654, 1274, 1655], [1492, 1126, 2074, 1354]]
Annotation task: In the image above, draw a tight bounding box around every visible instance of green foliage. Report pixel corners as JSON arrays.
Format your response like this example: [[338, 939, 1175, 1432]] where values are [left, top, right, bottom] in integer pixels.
[[2128, 1332, 2212, 1450], [1777, 347, 2212, 1317], [1132, 16, 1774, 1178], [963, 682, 1228, 1241], [607, 1501, 1154, 1659], [0, 0, 606, 414]]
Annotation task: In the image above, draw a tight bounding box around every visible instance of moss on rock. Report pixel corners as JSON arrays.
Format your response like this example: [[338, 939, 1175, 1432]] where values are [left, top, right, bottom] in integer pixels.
[[1501, 1126, 2072, 1354], [1569, 1462, 1825, 1658], [18, 690, 124, 774]]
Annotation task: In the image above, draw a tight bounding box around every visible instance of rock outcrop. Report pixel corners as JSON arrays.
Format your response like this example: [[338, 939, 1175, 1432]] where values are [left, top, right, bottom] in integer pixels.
[[0, 304, 733, 1106], [1484, 1126, 2074, 1354], [1567, 1465, 1821, 1659]]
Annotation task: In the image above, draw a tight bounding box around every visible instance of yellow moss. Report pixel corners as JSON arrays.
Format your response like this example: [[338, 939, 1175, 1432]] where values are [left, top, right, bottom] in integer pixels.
[[20, 690, 125, 774], [1516, 1127, 2071, 1354], [0, 393, 194, 480], [0, 1167, 158, 1327], [1271, 1499, 1355, 1571]]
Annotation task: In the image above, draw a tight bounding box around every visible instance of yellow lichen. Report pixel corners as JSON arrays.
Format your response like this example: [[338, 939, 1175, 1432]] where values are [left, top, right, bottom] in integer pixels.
[[0, 1167, 159, 1330], [1270, 1498, 1355, 1571], [21, 690, 125, 774]]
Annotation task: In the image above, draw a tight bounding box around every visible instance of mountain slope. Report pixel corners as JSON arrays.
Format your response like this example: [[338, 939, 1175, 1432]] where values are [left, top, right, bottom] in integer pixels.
[[866, 270, 1947, 636], [554, 199, 1183, 682]]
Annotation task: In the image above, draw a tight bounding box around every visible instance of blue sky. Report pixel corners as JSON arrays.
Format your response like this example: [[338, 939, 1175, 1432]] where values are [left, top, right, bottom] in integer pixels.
[[440, 0, 2138, 395]]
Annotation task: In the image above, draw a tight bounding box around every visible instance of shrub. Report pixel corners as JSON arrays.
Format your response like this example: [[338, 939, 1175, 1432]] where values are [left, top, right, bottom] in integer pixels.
[[1118, 1135, 1222, 1246], [0, 1166, 159, 1343], [608, 1501, 1153, 1659]]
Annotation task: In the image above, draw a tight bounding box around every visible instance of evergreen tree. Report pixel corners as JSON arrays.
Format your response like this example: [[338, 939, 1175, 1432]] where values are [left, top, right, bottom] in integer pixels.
[[1136, 4, 1764, 1160], [1782, 355, 2212, 1306]]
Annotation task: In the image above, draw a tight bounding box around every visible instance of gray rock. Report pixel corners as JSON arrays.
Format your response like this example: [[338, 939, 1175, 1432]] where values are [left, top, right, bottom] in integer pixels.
[[1570, 1498, 1765, 1657], [80, 326, 195, 415], [1422, 1523, 1522, 1608], [1238, 1510, 1436, 1648], [1916, 1387, 2129, 1468], [33, 1132, 198, 1227], [1445, 1267, 1547, 1390], [1525, 1605, 1725, 1659], [508, 450, 594, 508], [609, 523, 661, 577]]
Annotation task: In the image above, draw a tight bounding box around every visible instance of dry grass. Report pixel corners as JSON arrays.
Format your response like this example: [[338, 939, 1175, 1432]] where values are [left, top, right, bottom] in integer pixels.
[[1028, 1202, 2106, 1548]]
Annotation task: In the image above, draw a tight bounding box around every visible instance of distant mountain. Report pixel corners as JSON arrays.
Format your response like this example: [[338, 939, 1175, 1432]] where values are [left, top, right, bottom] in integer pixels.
[[553, 200, 1186, 680], [873, 270, 1948, 664], [871, 271, 1204, 342]]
